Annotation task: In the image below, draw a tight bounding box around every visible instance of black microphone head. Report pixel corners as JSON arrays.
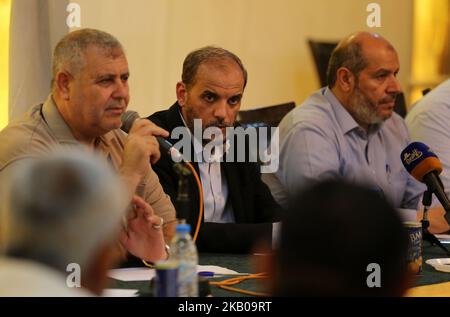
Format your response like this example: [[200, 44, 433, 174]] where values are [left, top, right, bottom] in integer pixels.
[[121, 110, 141, 133], [121, 112, 183, 162], [156, 136, 173, 153], [156, 136, 183, 162]]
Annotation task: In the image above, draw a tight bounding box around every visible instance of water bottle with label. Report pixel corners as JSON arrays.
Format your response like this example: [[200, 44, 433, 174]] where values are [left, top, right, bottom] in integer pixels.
[[170, 222, 198, 297]]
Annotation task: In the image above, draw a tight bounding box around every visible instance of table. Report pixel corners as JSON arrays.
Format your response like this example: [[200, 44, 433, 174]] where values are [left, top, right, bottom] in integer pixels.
[[108, 244, 450, 297], [416, 244, 450, 286], [108, 253, 260, 297]]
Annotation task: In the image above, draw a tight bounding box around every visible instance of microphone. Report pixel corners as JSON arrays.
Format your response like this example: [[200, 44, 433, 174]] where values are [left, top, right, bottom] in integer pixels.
[[121, 110, 140, 134], [122, 111, 198, 225], [121, 110, 183, 161], [400, 142, 450, 213]]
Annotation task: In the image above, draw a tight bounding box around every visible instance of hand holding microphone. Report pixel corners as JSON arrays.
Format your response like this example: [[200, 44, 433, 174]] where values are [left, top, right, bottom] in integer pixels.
[[120, 110, 169, 187], [122, 110, 183, 162]]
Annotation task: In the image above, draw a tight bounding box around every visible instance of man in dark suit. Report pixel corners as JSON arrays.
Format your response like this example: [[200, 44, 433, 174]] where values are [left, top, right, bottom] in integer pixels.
[[147, 46, 282, 253]]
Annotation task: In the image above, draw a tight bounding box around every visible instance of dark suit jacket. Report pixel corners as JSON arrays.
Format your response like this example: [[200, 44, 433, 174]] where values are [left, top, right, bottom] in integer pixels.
[[147, 103, 282, 253]]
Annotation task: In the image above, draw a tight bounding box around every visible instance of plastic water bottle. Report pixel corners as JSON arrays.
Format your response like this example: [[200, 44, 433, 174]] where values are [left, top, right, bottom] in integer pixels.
[[170, 222, 198, 297]]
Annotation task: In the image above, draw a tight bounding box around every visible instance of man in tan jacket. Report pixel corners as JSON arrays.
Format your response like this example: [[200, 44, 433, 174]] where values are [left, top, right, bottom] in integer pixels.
[[0, 28, 176, 264]]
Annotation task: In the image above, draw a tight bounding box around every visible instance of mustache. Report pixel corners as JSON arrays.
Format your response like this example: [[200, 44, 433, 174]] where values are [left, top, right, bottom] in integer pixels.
[[106, 104, 126, 110], [106, 99, 127, 109], [380, 93, 398, 104]]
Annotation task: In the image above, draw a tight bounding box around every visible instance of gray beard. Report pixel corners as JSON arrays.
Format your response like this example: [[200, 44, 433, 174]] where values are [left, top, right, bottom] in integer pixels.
[[348, 87, 385, 126]]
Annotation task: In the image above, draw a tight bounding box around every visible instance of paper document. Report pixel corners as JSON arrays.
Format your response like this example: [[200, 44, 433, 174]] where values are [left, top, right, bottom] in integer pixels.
[[108, 267, 155, 282], [108, 265, 243, 282], [435, 234, 450, 244], [197, 265, 242, 276], [102, 289, 139, 297]]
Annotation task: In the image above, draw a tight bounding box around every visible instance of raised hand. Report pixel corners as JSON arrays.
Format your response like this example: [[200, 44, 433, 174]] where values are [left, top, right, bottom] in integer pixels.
[[119, 195, 167, 263]]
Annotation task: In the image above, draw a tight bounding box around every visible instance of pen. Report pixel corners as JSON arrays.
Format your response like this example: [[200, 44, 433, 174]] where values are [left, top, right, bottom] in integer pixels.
[[197, 271, 248, 277], [198, 271, 215, 277]]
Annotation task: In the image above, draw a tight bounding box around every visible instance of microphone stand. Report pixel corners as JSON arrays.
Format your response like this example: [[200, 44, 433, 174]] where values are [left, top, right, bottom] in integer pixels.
[[421, 189, 450, 256], [173, 162, 192, 222]]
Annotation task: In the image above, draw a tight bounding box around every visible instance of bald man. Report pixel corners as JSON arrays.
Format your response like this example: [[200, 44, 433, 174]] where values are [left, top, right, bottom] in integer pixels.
[[264, 32, 426, 217]]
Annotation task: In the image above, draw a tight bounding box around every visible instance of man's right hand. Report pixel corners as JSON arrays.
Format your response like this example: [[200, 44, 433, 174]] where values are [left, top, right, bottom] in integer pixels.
[[121, 118, 169, 180]]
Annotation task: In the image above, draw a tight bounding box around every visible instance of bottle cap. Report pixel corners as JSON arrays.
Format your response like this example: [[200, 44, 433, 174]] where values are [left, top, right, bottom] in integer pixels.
[[176, 223, 191, 232]]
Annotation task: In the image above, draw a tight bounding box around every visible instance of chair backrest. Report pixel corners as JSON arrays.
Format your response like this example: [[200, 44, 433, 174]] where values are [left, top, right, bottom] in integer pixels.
[[394, 92, 407, 118], [236, 102, 296, 128], [422, 88, 432, 96], [236, 102, 295, 164], [307, 39, 338, 87]]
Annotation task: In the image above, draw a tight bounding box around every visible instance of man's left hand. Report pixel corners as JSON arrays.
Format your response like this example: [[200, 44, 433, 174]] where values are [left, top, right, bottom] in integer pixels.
[[119, 195, 168, 263]]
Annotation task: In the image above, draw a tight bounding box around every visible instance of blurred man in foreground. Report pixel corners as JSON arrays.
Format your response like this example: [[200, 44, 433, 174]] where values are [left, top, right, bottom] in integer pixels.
[[0, 149, 158, 296], [260, 180, 411, 297]]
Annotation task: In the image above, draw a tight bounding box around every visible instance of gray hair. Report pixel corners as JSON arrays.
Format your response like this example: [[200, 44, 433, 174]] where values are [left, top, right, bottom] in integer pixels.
[[327, 32, 396, 88], [326, 41, 367, 88], [51, 28, 124, 88], [3, 147, 127, 272], [182, 46, 247, 88]]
